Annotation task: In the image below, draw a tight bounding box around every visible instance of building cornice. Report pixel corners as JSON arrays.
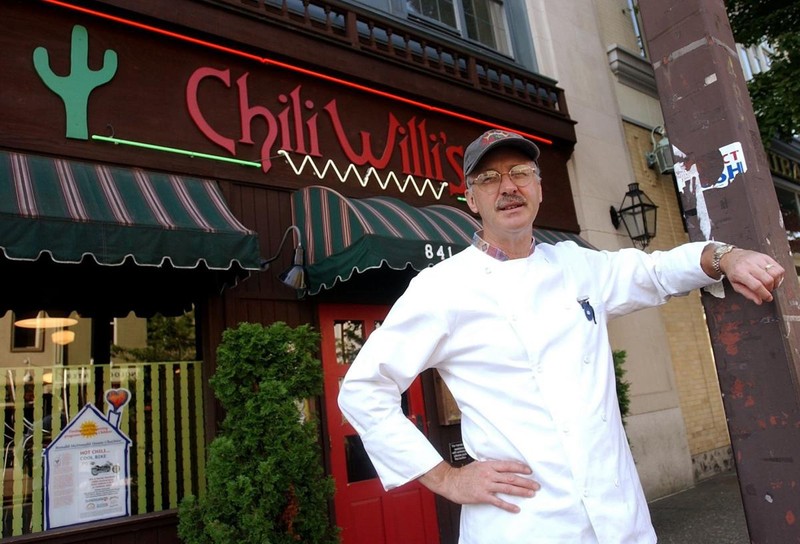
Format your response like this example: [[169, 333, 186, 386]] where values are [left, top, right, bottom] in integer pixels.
[[607, 44, 658, 98]]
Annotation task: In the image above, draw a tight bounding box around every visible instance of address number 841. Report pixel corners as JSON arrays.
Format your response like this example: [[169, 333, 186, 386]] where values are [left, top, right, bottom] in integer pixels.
[[425, 244, 455, 260]]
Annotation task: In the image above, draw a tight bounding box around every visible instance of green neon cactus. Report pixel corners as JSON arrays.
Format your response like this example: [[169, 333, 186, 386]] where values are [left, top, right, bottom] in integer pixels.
[[33, 25, 117, 140]]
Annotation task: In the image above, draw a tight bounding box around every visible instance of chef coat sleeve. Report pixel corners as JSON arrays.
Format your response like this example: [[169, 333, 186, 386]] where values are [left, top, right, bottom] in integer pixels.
[[582, 241, 718, 318], [337, 271, 448, 490]]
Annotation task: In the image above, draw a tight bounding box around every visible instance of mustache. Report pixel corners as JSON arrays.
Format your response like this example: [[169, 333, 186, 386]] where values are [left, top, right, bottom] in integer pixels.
[[495, 194, 527, 210]]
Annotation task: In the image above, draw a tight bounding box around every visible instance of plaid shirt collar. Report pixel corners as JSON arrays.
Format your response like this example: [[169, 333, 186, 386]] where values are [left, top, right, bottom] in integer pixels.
[[471, 231, 535, 262]]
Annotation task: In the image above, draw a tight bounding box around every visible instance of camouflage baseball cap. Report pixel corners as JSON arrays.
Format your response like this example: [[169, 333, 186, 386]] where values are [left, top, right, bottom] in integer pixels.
[[463, 129, 540, 176]]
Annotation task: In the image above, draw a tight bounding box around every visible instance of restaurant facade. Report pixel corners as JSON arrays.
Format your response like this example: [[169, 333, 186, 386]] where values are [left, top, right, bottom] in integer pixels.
[[1, 0, 590, 542], [11, 0, 789, 541]]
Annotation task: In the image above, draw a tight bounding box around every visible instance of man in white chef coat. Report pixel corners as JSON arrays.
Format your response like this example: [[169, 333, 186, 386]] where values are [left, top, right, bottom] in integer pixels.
[[337, 129, 784, 543]]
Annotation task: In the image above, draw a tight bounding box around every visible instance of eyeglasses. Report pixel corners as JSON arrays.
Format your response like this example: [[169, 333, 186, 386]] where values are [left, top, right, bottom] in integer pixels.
[[469, 164, 539, 191]]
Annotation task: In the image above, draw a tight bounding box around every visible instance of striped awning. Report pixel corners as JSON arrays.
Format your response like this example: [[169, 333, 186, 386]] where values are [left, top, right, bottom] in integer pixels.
[[293, 186, 480, 294], [292, 185, 593, 295], [0, 151, 261, 272]]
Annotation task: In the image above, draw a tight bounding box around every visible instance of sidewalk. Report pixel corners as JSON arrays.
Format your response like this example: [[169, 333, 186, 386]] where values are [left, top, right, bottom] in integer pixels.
[[649, 470, 749, 543]]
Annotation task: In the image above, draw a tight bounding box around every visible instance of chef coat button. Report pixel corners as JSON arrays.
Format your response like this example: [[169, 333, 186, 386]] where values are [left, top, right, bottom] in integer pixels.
[[614, 480, 620, 487], [583, 356, 590, 365], [601, 413, 607, 421], [510, 314, 518, 322], [485, 267, 492, 274], [562, 428, 569, 434], [583, 489, 589, 497]]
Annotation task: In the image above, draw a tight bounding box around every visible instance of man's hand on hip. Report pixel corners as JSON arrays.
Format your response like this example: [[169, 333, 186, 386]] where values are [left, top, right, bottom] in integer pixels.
[[418, 459, 540, 513]]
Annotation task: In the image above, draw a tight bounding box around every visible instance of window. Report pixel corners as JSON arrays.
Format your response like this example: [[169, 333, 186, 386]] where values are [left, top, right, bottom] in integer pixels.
[[0, 308, 203, 537], [463, 0, 511, 55], [408, 0, 458, 28], [775, 182, 800, 257], [10, 313, 43, 352], [407, 0, 512, 55], [626, 0, 647, 58], [737, 42, 774, 81]]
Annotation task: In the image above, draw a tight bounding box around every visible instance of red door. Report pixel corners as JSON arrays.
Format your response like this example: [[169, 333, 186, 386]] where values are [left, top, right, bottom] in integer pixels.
[[319, 304, 440, 544]]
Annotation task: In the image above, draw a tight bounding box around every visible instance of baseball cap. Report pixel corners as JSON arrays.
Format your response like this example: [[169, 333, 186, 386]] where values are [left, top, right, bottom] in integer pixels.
[[463, 129, 540, 176]]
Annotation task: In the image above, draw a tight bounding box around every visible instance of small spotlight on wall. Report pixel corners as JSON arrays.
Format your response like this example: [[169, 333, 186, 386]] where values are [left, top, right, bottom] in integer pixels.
[[260, 225, 307, 292], [645, 125, 674, 175]]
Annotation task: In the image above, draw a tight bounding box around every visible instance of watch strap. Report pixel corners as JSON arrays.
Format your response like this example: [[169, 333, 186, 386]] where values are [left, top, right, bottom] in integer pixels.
[[712, 243, 736, 277]]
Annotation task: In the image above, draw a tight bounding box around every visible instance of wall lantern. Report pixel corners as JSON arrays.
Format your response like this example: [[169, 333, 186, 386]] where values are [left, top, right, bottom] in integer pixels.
[[645, 125, 674, 175], [610, 183, 658, 249], [260, 225, 307, 291]]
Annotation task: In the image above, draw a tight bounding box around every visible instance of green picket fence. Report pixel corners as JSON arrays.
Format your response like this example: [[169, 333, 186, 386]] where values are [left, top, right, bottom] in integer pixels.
[[0, 362, 206, 537]]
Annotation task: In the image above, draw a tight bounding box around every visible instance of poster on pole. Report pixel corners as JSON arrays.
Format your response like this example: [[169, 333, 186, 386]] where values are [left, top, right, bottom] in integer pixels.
[[43, 389, 132, 529]]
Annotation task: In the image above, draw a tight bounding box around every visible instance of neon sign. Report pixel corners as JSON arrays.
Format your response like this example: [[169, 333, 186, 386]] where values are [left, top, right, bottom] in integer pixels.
[[37, 2, 554, 200], [278, 150, 449, 199], [187, 68, 466, 194]]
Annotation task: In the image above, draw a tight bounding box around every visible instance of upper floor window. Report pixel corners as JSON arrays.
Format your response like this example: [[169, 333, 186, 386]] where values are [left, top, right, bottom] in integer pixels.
[[737, 42, 773, 81], [407, 0, 512, 55], [626, 0, 647, 58]]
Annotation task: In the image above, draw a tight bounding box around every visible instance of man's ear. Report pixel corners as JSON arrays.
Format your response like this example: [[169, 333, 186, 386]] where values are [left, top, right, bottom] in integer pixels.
[[465, 187, 479, 213]]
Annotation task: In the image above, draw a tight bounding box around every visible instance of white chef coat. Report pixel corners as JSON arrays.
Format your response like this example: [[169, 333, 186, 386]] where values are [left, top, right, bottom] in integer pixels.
[[338, 240, 717, 544]]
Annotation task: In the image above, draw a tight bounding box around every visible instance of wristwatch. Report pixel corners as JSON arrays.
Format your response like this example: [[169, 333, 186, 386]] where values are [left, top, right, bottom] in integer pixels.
[[712, 243, 736, 277]]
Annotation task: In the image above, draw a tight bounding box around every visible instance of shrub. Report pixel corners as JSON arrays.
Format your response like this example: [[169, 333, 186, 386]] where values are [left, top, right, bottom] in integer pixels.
[[178, 322, 338, 544], [613, 349, 631, 426]]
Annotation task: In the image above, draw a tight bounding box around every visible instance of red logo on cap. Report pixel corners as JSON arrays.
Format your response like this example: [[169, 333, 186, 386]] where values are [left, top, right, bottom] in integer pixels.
[[481, 130, 515, 148]]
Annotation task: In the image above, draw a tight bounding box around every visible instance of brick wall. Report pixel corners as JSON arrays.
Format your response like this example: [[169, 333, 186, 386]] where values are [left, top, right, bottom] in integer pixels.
[[623, 122, 732, 480]]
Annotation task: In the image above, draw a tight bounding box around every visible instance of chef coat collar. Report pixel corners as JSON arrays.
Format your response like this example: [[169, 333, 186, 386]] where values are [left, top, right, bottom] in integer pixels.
[[471, 231, 536, 262]]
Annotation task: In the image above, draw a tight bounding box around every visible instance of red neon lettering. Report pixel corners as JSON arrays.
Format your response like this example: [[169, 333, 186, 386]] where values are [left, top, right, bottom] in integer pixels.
[[430, 131, 445, 181], [324, 99, 398, 169], [186, 67, 466, 189], [186, 67, 235, 155], [446, 145, 465, 195], [237, 73, 279, 173]]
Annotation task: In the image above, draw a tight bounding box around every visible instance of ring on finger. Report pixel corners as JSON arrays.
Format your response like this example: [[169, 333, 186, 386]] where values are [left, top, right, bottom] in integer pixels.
[[765, 264, 774, 270]]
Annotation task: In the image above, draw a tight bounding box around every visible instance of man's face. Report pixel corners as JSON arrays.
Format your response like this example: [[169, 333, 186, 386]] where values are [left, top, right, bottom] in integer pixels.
[[465, 147, 542, 240]]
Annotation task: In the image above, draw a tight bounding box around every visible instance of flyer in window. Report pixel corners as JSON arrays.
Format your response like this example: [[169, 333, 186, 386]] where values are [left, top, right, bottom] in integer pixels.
[[43, 389, 132, 529]]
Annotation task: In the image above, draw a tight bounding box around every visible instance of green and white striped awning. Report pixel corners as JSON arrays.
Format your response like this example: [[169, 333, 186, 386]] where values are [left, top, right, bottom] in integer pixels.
[[291, 185, 593, 295], [293, 186, 480, 294], [0, 151, 261, 271]]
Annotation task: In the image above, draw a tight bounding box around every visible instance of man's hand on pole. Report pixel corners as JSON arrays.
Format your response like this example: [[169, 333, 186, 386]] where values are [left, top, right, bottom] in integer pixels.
[[702, 243, 786, 304]]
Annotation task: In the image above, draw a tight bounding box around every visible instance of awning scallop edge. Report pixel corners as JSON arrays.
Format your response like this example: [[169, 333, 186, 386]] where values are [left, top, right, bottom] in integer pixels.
[[0, 151, 261, 272]]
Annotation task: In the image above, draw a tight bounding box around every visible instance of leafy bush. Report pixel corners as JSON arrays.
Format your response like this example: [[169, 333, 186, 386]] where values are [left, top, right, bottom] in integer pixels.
[[613, 349, 631, 426], [178, 322, 338, 544]]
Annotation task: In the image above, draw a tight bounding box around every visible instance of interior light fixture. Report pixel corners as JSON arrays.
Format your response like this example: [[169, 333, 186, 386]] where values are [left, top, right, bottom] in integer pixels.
[[51, 330, 76, 345], [14, 314, 78, 329]]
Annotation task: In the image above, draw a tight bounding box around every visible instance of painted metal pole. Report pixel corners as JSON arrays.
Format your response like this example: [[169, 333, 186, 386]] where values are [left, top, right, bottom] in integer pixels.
[[637, 1, 800, 541]]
